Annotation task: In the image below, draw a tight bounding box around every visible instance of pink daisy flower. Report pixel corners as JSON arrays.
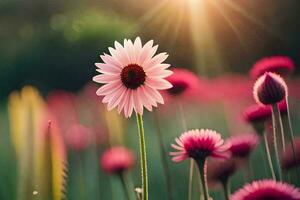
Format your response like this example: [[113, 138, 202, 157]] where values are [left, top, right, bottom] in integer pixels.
[[100, 146, 135, 174], [93, 37, 173, 118], [253, 72, 288, 105], [250, 56, 295, 79], [170, 129, 230, 162], [228, 134, 259, 159], [165, 68, 200, 98], [231, 179, 300, 200]]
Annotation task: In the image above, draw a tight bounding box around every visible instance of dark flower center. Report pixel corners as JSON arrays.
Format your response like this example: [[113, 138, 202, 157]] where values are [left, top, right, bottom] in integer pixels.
[[121, 64, 146, 89], [231, 144, 252, 158], [187, 148, 211, 161], [167, 81, 188, 95]]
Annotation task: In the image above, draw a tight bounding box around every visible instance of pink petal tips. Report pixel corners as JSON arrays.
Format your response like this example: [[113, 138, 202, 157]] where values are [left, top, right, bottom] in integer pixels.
[[250, 56, 295, 79], [228, 134, 259, 159], [231, 179, 300, 200], [170, 129, 231, 162], [165, 68, 200, 97], [93, 37, 173, 118]]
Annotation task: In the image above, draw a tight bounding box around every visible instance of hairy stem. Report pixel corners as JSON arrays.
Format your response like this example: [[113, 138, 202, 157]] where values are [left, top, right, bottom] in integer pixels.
[[136, 113, 148, 200], [196, 159, 209, 200], [271, 104, 283, 181], [263, 132, 276, 180]]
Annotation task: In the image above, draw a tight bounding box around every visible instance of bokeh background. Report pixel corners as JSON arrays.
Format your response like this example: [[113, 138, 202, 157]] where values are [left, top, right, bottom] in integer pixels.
[[1, 0, 300, 200]]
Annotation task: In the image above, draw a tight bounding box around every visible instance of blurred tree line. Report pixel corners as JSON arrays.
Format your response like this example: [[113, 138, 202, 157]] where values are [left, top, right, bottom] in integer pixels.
[[0, 0, 300, 100]]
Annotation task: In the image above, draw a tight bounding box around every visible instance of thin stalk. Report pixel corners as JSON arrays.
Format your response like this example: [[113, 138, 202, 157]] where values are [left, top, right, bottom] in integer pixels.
[[271, 104, 283, 181], [177, 101, 194, 200], [196, 160, 209, 200], [136, 113, 148, 200], [153, 112, 173, 200], [222, 180, 230, 200], [188, 160, 195, 200], [244, 160, 253, 181], [285, 99, 299, 177], [263, 132, 276, 180], [277, 106, 286, 152], [119, 172, 133, 200]]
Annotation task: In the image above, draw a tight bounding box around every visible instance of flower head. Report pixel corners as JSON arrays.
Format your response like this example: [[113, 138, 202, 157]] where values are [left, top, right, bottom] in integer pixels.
[[170, 129, 230, 162], [281, 137, 300, 170], [100, 146, 135, 174], [244, 104, 272, 124], [250, 56, 295, 79], [165, 68, 200, 97], [253, 72, 287, 105], [231, 179, 300, 200], [93, 37, 173, 118], [207, 158, 237, 185], [228, 134, 259, 159], [65, 124, 91, 151]]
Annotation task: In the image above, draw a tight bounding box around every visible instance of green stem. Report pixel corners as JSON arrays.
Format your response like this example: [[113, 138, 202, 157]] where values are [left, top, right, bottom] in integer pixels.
[[271, 104, 283, 181], [153, 112, 173, 200], [277, 106, 286, 152], [177, 101, 197, 200], [188, 160, 195, 200], [136, 113, 148, 200], [196, 159, 209, 200], [222, 180, 230, 200], [285, 99, 300, 177], [119, 173, 133, 200], [263, 132, 276, 180]]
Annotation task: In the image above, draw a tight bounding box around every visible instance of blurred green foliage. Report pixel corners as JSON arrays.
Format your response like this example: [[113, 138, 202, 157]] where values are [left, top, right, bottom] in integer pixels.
[[0, 1, 133, 100]]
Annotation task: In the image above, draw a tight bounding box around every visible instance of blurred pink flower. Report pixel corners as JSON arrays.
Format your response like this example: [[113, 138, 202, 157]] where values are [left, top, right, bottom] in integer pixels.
[[47, 90, 77, 133], [244, 100, 288, 124], [253, 72, 287, 105], [65, 124, 91, 151], [231, 179, 300, 200], [244, 104, 272, 124], [165, 68, 200, 98], [47, 89, 108, 147], [170, 129, 230, 162], [281, 137, 300, 170], [207, 158, 237, 186], [250, 56, 295, 79], [93, 37, 173, 118], [228, 134, 259, 159], [100, 146, 135, 174]]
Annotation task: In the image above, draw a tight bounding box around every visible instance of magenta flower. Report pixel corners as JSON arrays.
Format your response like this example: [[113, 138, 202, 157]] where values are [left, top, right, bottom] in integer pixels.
[[101, 146, 135, 174], [228, 134, 259, 159], [165, 68, 200, 97], [170, 129, 230, 162], [244, 104, 272, 124], [93, 37, 173, 118], [207, 158, 237, 186], [65, 124, 91, 151], [231, 179, 300, 200], [250, 56, 295, 79], [244, 102, 287, 125], [253, 72, 287, 105]]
